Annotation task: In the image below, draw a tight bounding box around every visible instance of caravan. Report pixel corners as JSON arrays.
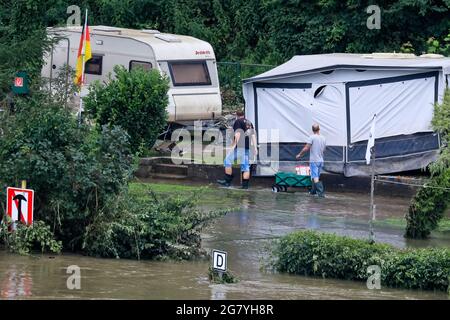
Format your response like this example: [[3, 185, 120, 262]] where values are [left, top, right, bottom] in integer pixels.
[[42, 26, 222, 123], [243, 53, 450, 177]]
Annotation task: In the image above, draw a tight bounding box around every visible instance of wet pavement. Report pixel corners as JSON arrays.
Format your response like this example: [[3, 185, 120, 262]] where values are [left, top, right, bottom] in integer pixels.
[[1, 186, 449, 299]]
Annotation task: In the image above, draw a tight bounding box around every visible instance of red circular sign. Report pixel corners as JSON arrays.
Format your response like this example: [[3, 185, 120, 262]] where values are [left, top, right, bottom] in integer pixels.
[[14, 77, 24, 87]]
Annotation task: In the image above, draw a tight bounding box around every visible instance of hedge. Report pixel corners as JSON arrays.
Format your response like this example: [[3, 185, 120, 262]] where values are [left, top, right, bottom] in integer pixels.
[[273, 230, 450, 292]]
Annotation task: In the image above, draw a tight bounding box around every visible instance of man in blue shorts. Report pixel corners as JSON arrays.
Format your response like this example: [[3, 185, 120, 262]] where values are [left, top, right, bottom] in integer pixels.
[[296, 124, 327, 197], [217, 110, 256, 189]]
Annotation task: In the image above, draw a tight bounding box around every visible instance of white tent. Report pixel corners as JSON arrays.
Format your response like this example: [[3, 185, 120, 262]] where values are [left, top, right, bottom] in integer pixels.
[[243, 53, 450, 177]]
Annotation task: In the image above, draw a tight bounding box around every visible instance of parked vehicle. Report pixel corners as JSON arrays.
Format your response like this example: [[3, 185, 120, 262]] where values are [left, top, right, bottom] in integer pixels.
[[42, 25, 222, 124]]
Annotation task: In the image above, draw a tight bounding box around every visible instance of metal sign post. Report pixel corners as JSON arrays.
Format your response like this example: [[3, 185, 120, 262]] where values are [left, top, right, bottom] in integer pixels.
[[369, 149, 376, 242]]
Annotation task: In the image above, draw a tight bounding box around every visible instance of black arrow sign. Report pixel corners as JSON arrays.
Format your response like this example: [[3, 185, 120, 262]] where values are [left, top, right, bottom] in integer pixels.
[[12, 194, 27, 222]]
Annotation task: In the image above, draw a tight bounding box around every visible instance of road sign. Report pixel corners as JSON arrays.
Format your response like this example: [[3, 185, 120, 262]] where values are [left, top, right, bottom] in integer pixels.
[[212, 250, 227, 272], [6, 187, 34, 225], [12, 71, 29, 94], [14, 77, 23, 87]]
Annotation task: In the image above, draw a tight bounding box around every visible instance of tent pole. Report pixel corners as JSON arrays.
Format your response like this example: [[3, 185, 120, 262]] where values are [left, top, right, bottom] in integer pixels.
[[369, 146, 376, 242]]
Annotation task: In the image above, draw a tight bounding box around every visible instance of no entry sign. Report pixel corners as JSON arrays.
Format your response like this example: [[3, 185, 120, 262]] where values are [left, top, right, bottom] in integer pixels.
[[6, 187, 34, 225]]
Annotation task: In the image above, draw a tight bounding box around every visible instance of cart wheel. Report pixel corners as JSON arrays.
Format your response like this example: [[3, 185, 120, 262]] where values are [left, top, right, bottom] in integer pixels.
[[281, 186, 288, 192], [272, 185, 279, 193]]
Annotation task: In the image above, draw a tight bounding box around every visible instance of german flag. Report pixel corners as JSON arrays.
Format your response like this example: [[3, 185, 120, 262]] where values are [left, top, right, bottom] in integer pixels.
[[74, 16, 92, 86]]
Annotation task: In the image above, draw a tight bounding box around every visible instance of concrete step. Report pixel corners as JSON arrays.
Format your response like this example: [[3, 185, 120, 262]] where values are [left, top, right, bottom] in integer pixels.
[[149, 173, 188, 180], [139, 157, 173, 166], [152, 163, 188, 176]]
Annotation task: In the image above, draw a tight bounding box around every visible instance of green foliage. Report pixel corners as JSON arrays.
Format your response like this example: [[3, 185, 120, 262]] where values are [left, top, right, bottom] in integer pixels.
[[0, 0, 57, 99], [85, 65, 169, 154], [406, 89, 450, 239], [0, 92, 134, 250], [405, 170, 450, 239], [208, 266, 238, 284], [273, 230, 450, 292], [82, 189, 228, 260], [0, 217, 62, 255], [426, 29, 450, 56], [3, 0, 449, 68], [431, 89, 450, 175]]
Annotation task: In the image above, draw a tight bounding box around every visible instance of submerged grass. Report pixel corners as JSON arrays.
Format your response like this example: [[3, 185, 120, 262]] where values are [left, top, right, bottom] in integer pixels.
[[130, 182, 247, 208], [376, 217, 450, 233]]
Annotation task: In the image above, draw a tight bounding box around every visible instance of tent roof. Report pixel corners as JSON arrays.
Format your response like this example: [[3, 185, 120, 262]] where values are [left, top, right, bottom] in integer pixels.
[[244, 53, 450, 83]]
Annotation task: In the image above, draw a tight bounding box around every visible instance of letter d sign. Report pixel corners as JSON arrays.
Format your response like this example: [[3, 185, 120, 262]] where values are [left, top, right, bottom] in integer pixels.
[[212, 250, 227, 272]]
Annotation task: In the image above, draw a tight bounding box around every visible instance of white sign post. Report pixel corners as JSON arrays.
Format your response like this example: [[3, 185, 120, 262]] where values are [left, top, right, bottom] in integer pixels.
[[212, 250, 227, 277]]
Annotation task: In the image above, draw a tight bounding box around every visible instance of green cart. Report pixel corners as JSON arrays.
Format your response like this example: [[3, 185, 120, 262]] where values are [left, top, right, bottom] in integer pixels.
[[272, 172, 312, 192]]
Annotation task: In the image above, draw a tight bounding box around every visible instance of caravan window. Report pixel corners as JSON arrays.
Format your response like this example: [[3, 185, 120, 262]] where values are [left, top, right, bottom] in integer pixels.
[[130, 60, 153, 71], [85, 55, 103, 75], [168, 61, 211, 86]]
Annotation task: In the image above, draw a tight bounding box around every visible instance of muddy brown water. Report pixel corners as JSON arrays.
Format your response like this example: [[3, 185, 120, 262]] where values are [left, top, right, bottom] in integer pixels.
[[1, 188, 449, 299]]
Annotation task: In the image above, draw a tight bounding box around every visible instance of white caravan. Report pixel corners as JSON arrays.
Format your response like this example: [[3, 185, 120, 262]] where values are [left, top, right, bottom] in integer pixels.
[[42, 25, 222, 123]]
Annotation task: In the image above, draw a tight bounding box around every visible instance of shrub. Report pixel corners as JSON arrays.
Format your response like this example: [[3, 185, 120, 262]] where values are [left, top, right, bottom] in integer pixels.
[[0, 93, 133, 250], [82, 190, 227, 260], [272, 230, 450, 292], [405, 169, 450, 239], [0, 79, 225, 260], [208, 266, 238, 284], [84, 65, 169, 154], [0, 217, 62, 255], [405, 89, 450, 239]]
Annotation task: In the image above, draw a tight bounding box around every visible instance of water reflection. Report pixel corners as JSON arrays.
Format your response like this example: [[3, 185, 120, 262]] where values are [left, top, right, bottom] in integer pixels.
[[0, 189, 448, 300], [210, 285, 226, 300], [1, 264, 33, 298]]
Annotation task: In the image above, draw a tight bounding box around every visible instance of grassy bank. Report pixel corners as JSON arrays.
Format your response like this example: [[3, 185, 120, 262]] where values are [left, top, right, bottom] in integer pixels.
[[272, 230, 450, 293], [130, 182, 245, 209], [375, 217, 450, 233]]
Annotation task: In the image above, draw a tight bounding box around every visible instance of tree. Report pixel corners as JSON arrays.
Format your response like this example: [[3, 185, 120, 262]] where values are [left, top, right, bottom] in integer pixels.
[[405, 89, 450, 239]]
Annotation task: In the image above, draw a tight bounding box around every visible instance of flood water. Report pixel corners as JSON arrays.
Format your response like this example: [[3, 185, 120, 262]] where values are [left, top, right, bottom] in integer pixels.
[[1, 187, 449, 300]]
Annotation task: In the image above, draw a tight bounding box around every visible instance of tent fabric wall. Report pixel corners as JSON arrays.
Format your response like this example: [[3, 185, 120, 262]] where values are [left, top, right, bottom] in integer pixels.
[[348, 73, 437, 144], [255, 84, 346, 146]]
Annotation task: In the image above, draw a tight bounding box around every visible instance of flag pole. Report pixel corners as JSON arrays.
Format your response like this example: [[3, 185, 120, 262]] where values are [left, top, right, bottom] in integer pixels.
[[369, 144, 375, 243], [78, 9, 88, 124], [368, 113, 377, 243]]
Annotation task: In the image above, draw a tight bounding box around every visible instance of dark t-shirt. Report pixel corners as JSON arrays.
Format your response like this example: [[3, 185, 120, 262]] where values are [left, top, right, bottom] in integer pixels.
[[233, 118, 254, 150]]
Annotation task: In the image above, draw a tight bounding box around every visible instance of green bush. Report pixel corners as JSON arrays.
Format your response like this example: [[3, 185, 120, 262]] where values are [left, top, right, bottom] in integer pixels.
[[0, 217, 62, 255], [0, 92, 134, 250], [0, 89, 226, 260], [85, 65, 169, 154], [273, 230, 450, 292], [208, 266, 238, 284], [406, 89, 450, 239], [405, 169, 450, 239], [82, 190, 227, 260]]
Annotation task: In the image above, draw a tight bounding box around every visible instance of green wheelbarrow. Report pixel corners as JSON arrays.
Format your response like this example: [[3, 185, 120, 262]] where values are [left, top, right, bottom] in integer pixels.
[[272, 172, 312, 193]]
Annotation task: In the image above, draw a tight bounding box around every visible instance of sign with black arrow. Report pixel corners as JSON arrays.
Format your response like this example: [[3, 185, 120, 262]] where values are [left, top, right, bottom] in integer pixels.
[[6, 187, 34, 226]]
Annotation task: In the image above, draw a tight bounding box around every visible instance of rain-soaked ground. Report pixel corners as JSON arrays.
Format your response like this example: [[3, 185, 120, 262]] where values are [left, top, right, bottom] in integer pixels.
[[1, 185, 449, 300]]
